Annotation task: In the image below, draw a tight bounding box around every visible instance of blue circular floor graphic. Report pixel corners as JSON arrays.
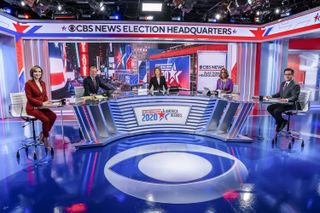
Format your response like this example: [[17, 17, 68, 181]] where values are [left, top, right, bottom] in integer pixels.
[[104, 142, 248, 204]]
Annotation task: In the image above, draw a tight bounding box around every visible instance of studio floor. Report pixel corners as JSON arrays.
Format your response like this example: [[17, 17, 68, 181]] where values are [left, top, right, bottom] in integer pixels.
[[1, 112, 320, 213]]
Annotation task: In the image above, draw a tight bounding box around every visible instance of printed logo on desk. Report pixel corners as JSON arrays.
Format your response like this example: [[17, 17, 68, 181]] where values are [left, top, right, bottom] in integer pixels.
[[134, 106, 190, 126]]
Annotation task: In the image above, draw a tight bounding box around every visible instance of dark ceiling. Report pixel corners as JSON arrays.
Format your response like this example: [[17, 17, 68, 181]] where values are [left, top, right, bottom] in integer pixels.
[[1, 0, 320, 24]]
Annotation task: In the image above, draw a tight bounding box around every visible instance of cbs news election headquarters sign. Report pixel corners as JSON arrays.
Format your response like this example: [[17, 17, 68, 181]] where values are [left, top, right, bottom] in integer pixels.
[[1, 7, 320, 42]]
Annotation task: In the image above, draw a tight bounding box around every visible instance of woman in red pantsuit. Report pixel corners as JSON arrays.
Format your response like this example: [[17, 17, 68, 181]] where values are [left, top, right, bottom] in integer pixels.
[[25, 65, 57, 148]]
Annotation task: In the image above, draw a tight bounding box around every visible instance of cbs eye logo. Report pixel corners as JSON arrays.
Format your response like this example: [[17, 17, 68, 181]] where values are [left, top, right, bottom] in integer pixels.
[[104, 143, 248, 204], [68, 25, 76, 32]]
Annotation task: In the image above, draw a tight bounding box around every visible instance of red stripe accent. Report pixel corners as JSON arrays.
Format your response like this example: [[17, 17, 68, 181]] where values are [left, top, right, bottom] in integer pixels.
[[50, 72, 65, 85], [16, 39, 24, 76], [264, 23, 320, 40], [254, 43, 261, 96], [110, 33, 256, 41], [289, 38, 320, 50], [150, 44, 227, 59], [231, 63, 237, 83], [288, 54, 306, 84]]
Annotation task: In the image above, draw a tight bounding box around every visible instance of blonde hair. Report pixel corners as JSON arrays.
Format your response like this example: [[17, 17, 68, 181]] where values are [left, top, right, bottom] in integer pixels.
[[30, 65, 43, 80]]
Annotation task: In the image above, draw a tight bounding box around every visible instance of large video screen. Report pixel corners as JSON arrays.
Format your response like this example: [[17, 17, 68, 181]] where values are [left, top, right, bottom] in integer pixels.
[[48, 42, 229, 99]]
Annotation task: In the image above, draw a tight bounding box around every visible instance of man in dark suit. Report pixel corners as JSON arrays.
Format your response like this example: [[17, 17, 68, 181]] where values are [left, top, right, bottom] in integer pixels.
[[267, 68, 301, 132], [148, 67, 168, 91], [83, 66, 111, 96]]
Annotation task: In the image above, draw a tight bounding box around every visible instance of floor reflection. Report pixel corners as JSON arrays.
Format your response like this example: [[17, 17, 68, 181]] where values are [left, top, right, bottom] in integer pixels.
[[0, 113, 320, 212]]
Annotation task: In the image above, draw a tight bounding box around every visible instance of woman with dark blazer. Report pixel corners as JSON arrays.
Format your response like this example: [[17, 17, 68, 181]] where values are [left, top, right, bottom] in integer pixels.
[[25, 65, 57, 148], [148, 67, 168, 91]]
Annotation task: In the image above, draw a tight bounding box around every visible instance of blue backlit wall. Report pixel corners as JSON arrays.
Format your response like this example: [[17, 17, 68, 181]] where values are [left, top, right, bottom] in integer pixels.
[[259, 40, 289, 96], [0, 34, 19, 118]]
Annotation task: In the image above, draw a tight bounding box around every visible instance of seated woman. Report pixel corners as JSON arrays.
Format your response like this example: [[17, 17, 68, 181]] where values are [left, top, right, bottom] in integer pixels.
[[25, 65, 57, 149], [148, 67, 168, 91], [216, 68, 234, 94]]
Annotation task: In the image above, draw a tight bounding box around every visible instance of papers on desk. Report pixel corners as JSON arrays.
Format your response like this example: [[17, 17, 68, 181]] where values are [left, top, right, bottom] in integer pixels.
[[137, 88, 148, 96], [51, 102, 62, 107], [82, 95, 107, 101]]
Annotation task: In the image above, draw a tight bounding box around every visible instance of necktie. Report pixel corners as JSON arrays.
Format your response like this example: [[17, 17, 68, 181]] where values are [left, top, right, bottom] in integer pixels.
[[283, 82, 289, 89], [93, 78, 97, 89]]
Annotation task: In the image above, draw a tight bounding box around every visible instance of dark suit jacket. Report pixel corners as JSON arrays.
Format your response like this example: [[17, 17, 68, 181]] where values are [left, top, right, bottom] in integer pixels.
[[83, 76, 111, 96], [272, 80, 301, 107], [25, 80, 48, 113], [148, 76, 168, 91]]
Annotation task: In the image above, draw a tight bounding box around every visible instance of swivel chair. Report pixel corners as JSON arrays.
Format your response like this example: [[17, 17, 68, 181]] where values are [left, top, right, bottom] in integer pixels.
[[10, 92, 53, 160], [272, 90, 311, 149]]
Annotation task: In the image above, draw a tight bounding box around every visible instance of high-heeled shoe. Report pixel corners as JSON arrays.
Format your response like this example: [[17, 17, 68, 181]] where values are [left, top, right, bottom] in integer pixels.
[[43, 137, 51, 149]]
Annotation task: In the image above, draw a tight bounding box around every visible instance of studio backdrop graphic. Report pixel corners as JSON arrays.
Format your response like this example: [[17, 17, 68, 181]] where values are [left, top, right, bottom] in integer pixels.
[[197, 51, 227, 91], [149, 56, 190, 90]]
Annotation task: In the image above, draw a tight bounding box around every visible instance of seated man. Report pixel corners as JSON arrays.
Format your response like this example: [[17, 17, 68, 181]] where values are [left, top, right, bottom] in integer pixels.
[[83, 66, 111, 96], [267, 68, 300, 132]]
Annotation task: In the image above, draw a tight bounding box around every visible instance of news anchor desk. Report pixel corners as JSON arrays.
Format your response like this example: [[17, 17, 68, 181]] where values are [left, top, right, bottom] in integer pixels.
[[72, 92, 254, 148]]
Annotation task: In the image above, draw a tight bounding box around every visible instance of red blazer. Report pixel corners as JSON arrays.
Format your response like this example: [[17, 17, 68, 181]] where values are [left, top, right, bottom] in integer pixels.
[[25, 80, 48, 113]]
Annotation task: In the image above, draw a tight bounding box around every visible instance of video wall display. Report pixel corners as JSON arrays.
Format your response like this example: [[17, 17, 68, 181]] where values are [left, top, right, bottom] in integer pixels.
[[48, 42, 228, 99]]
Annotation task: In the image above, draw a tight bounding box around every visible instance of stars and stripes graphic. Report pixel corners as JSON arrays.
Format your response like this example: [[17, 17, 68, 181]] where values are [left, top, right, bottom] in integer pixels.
[[49, 42, 66, 91]]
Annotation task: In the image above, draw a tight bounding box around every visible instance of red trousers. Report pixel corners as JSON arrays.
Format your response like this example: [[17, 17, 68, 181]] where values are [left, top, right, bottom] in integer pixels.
[[27, 109, 57, 137]]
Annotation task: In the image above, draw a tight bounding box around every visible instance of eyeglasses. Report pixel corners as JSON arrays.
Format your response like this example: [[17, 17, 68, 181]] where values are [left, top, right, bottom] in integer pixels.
[[284, 74, 292, 76]]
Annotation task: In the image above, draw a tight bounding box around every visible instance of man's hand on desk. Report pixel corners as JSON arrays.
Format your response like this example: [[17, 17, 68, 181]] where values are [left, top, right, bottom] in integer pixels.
[[279, 98, 289, 103]]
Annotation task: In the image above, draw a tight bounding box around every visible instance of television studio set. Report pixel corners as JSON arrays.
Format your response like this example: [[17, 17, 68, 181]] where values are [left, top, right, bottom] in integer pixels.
[[0, 0, 320, 212]]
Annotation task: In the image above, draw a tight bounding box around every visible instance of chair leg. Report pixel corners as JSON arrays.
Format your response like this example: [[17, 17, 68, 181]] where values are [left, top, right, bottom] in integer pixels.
[[32, 120, 37, 141], [287, 114, 291, 132]]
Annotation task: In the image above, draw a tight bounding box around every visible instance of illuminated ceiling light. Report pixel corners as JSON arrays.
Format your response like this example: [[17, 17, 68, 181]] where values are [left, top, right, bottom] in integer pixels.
[[18, 13, 30, 19], [100, 5, 105, 11], [215, 13, 221, 20], [274, 8, 280, 14], [109, 15, 120, 20], [256, 11, 260, 16], [21, 1, 26, 6], [99, 2, 104, 7], [139, 16, 154, 20], [142, 3, 162, 12], [247, 0, 252, 4], [171, 16, 181, 21], [57, 5, 62, 11], [208, 18, 217, 23], [145, 15, 154, 20], [2, 8, 12, 14]]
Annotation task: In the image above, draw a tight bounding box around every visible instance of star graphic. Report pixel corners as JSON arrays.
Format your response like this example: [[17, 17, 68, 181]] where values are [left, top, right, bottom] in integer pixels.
[[168, 63, 182, 84], [232, 29, 237, 34], [250, 27, 266, 39], [13, 22, 30, 33], [62, 26, 66, 31], [314, 13, 320, 22], [158, 111, 165, 119]]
